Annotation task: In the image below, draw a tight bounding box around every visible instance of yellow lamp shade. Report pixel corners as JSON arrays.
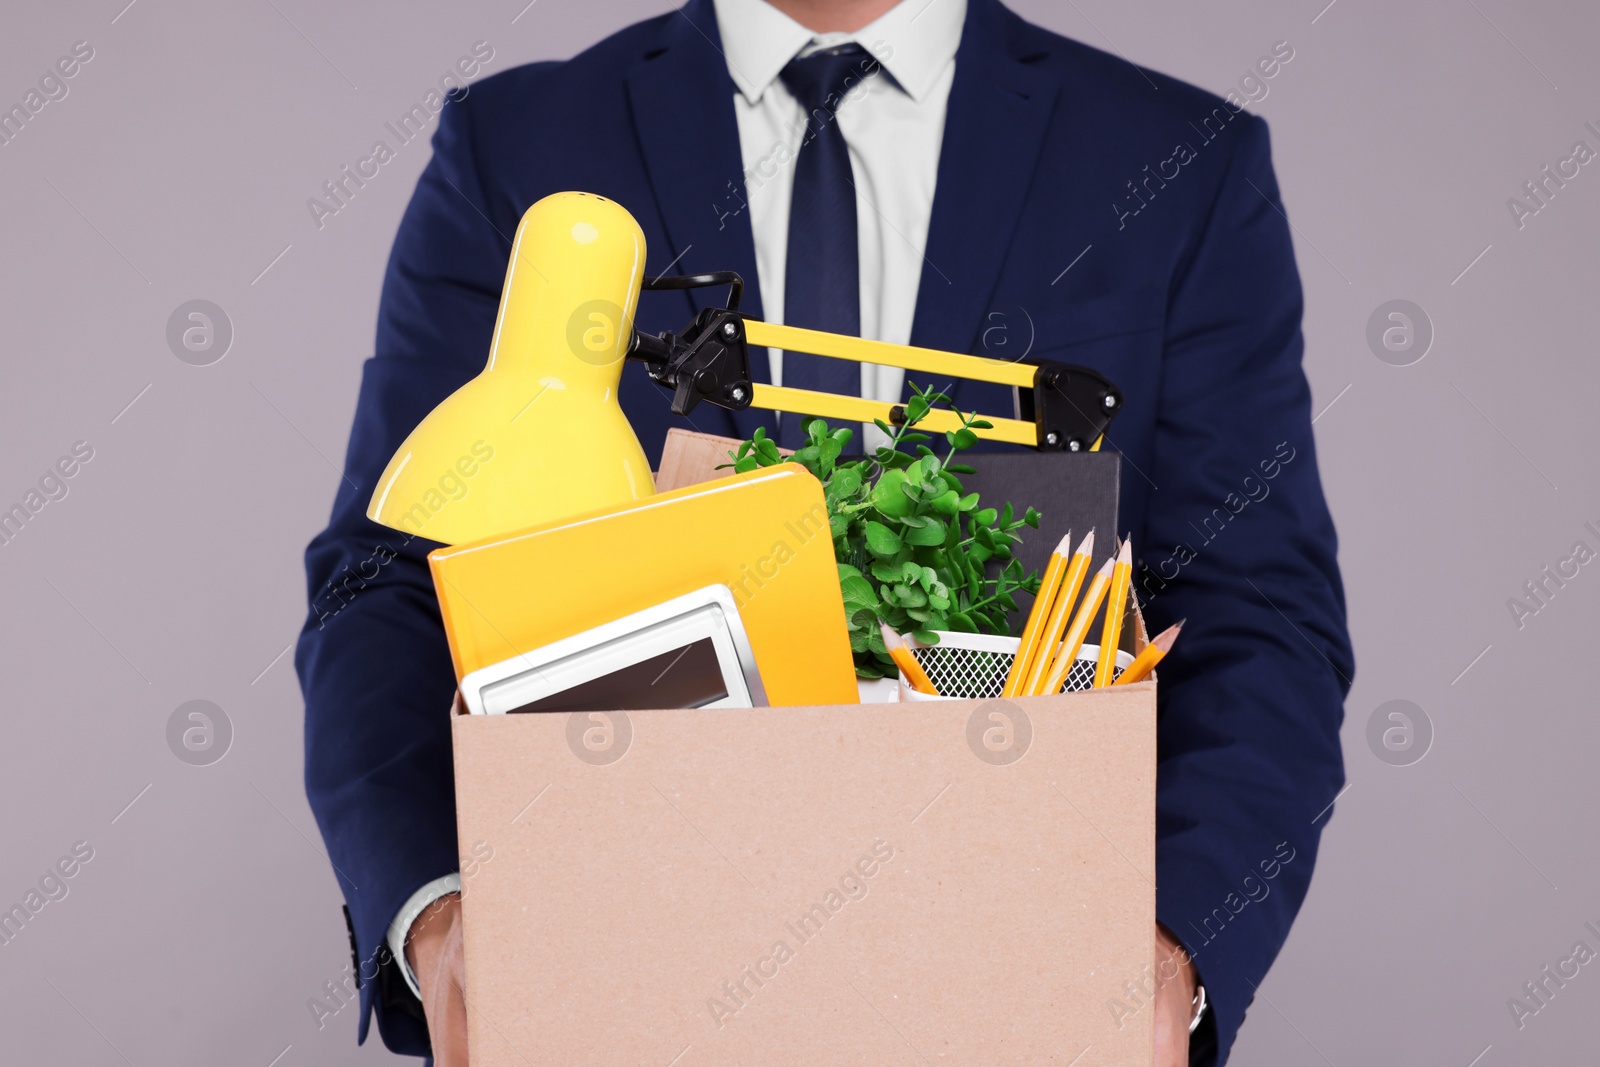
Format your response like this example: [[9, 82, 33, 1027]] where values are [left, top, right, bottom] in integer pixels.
[[367, 191, 657, 544]]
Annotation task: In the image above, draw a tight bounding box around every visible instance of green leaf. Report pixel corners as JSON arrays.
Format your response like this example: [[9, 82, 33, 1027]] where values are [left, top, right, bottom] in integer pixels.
[[947, 427, 978, 450], [870, 560, 903, 582], [895, 585, 928, 609], [866, 625, 887, 654], [930, 489, 961, 516], [870, 470, 915, 516], [864, 521, 904, 557], [827, 467, 863, 500], [905, 518, 948, 546], [839, 575, 878, 608], [958, 493, 980, 512], [1024, 506, 1042, 528], [911, 629, 939, 645], [947, 611, 978, 633], [734, 455, 759, 473]]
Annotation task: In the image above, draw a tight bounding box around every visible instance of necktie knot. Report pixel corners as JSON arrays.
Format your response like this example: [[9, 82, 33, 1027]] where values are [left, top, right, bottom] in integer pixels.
[[780, 43, 876, 117]]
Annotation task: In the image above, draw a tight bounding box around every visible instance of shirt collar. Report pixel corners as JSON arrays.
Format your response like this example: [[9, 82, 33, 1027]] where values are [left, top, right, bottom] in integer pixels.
[[710, 0, 966, 106]]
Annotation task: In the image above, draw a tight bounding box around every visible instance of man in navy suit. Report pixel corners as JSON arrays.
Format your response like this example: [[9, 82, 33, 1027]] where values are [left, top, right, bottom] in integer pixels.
[[296, 1, 1353, 1063]]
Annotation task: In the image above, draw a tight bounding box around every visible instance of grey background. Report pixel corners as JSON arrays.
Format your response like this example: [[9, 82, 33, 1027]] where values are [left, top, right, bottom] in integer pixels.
[[1, 0, 1595, 1063]]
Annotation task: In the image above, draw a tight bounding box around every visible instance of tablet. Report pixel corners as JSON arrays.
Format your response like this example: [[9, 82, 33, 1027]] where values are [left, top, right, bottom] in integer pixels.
[[459, 584, 767, 715]]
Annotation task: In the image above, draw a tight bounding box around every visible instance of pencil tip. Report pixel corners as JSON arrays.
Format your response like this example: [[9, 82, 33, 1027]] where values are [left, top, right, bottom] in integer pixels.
[[1055, 529, 1074, 554], [1075, 529, 1095, 556], [1155, 621, 1183, 650], [878, 620, 902, 649], [1116, 538, 1132, 562]]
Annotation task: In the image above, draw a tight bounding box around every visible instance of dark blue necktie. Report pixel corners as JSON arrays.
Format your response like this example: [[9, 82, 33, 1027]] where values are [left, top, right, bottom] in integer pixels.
[[778, 43, 871, 449]]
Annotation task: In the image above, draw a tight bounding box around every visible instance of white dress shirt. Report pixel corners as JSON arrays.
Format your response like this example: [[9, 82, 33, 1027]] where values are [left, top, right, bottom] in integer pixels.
[[713, 0, 965, 445], [387, 0, 965, 997]]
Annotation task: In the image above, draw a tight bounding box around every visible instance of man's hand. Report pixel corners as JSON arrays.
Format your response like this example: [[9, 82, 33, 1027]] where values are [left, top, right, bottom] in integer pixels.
[[407, 892, 468, 1066], [1154, 922, 1198, 1067]]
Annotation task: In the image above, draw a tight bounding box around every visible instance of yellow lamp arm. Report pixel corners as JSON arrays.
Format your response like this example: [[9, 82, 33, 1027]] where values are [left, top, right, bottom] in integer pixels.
[[752, 384, 1040, 447], [743, 321, 1102, 449], [630, 272, 1123, 452], [743, 321, 1037, 390]]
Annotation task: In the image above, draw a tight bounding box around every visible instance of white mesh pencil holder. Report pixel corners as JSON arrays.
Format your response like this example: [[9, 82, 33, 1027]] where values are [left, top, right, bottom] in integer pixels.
[[900, 631, 1133, 702]]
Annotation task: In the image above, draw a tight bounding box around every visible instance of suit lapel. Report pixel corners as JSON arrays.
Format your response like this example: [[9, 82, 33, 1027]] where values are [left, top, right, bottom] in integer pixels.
[[626, 0, 775, 440], [911, 0, 1059, 367]]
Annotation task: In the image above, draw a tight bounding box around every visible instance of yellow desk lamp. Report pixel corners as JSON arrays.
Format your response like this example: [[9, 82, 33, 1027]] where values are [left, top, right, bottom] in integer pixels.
[[367, 191, 1123, 548]]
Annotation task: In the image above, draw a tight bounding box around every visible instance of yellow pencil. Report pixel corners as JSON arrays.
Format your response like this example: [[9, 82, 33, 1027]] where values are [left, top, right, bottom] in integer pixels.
[[1001, 530, 1073, 697], [1112, 620, 1184, 686], [1037, 555, 1114, 696], [1093, 538, 1134, 688], [1021, 530, 1095, 696], [881, 622, 938, 695]]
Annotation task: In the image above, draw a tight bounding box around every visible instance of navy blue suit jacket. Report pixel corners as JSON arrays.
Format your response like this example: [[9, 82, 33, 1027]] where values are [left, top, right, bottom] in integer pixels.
[[296, 1, 1353, 1061]]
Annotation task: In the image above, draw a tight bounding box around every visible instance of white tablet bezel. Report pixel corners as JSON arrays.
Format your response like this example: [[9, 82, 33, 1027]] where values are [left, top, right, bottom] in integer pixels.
[[459, 584, 767, 715]]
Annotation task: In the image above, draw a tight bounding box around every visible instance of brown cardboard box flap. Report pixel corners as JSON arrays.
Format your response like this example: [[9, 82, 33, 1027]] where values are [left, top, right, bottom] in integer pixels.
[[452, 687, 1155, 1065], [655, 427, 778, 492]]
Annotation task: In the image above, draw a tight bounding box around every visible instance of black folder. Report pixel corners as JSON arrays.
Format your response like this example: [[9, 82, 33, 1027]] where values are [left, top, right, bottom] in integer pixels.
[[957, 450, 1122, 636]]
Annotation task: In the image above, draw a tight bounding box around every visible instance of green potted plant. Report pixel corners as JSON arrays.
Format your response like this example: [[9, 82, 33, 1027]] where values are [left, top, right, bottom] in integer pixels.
[[725, 384, 1043, 679]]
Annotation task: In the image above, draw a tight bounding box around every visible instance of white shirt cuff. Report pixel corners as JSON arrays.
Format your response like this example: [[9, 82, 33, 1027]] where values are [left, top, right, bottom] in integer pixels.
[[385, 873, 462, 1000]]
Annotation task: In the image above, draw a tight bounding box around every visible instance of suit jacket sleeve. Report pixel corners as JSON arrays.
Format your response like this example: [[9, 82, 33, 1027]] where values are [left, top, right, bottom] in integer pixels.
[[1137, 112, 1354, 1064], [295, 88, 512, 1056]]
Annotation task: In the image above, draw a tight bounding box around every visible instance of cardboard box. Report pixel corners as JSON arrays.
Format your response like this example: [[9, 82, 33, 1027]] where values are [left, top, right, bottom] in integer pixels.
[[449, 430, 1157, 1065]]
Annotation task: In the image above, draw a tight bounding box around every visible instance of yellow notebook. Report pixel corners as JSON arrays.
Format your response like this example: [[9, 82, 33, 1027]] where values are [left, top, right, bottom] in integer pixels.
[[428, 464, 858, 708]]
